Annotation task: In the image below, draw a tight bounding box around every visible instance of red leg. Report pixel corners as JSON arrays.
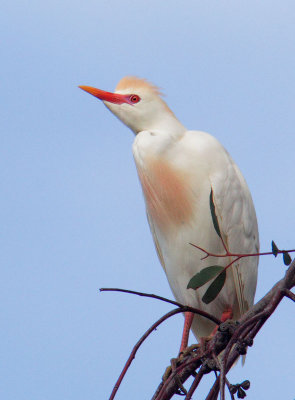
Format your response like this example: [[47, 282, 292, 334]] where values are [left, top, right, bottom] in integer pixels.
[[220, 307, 233, 322], [211, 307, 233, 336], [179, 311, 194, 353]]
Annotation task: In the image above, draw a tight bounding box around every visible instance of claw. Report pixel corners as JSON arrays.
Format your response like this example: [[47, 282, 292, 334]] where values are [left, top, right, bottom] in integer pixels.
[[162, 357, 188, 394], [179, 343, 200, 358], [162, 358, 178, 381]]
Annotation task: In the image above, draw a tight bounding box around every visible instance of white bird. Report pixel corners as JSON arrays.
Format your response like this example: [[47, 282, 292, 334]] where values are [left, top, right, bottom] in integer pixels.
[[79, 77, 259, 352]]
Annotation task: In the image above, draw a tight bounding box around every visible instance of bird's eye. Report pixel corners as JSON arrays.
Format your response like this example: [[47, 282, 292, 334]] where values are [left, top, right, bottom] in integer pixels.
[[129, 94, 141, 104]]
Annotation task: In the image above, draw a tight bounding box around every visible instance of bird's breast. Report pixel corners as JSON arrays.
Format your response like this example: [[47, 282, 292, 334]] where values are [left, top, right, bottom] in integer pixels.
[[136, 156, 195, 233]]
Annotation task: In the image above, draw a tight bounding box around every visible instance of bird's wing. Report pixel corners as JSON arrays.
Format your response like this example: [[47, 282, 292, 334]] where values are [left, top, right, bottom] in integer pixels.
[[210, 157, 259, 316]]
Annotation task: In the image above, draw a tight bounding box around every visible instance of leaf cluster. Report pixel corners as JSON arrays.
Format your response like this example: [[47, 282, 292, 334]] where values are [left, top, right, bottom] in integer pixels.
[[187, 189, 226, 303], [272, 240, 291, 265], [188, 190, 293, 305]]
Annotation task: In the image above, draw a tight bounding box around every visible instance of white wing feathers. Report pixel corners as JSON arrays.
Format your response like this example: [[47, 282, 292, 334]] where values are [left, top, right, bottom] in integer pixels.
[[210, 156, 259, 316]]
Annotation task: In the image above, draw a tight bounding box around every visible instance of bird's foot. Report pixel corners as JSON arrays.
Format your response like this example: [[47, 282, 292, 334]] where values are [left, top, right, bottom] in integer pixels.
[[162, 342, 204, 381], [211, 307, 234, 337], [198, 336, 212, 356], [179, 343, 201, 359], [162, 357, 178, 381], [162, 365, 171, 382], [218, 319, 239, 336], [162, 358, 188, 395]]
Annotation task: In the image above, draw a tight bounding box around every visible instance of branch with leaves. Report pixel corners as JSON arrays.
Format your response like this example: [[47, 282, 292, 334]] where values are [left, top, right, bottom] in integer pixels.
[[101, 189, 295, 399], [152, 255, 295, 400], [186, 189, 294, 304], [101, 257, 295, 399]]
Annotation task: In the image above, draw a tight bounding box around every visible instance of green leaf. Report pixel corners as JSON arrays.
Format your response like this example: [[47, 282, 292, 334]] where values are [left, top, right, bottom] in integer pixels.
[[209, 188, 221, 238], [271, 240, 279, 257], [283, 252, 292, 266], [202, 270, 226, 304], [237, 387, 246, 399], [187, 266, 224, 290], [229, 385, 238, 395], [240, 380, 250, 391]]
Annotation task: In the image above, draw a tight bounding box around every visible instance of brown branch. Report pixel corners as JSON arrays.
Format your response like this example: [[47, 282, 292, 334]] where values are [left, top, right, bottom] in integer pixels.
[[205, 377, 220, 400], [190, 242, 295, 261], [219, 310, 269, 396], [101, 289, 222, 400], [184, 368, 204, 400], [102, 258, 295, 400], [225, 378, 235, 400], [282, 288, 295, 302], [151, 258, 295, 399], [100, 288, 221, 325], [108, 308, 183, 400]]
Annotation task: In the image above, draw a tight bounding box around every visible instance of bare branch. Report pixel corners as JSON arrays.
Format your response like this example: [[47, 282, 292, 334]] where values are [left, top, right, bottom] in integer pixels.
[[282, 288, 295, 302], [108, 308, 183, 400], [100, 287, 221, 325], [184, 368, 204, 400]]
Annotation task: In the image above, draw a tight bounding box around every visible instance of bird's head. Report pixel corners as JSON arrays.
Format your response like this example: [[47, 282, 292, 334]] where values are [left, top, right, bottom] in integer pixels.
[[79, 76, 182, 135]]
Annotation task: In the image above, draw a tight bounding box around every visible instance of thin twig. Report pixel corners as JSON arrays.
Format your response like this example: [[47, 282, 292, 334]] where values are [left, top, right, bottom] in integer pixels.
[[205, 376, 220, 400], [100, 287, 182, 307], [100, 288, 221, 325], [225, 378, 235, 400], [220, 358, 226, 400], [108, 308, 183, 400], [282, 288, 295, 302], [190, 243, 295, 261], [219, 310, 269, 394], [184, 368, 204, 400]]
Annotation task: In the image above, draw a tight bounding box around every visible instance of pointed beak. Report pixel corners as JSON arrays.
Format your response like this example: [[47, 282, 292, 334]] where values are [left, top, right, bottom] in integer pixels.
[[79, 85, 128, 105]]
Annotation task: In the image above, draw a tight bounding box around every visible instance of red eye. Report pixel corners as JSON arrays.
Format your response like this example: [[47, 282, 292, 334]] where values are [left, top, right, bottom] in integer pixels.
[[129, 94, 140, 104]]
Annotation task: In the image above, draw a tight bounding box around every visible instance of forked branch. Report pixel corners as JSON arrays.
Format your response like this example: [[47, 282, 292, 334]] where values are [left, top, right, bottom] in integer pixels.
[[151, 258, 295, 399], [101, 257, 295, 400]]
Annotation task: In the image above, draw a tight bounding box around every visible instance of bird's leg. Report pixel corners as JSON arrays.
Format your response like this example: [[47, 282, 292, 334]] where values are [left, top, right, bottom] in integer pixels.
[[211, 307, 233, 336], [162, 312, 195, 382], [162, 313, 196, 382], [179, 311, 194, 354], [191, 308, 234, 359]]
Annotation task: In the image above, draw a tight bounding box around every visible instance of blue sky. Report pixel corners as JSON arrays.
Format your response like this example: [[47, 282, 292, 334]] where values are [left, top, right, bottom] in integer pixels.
[[1, 1, 295, 399]]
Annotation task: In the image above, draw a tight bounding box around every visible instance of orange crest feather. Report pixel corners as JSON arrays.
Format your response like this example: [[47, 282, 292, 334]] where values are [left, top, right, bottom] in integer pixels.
[[115, 76, 163, 96]]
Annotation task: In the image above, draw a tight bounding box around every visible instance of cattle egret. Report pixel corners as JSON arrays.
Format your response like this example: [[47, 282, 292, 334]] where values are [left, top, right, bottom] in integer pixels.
[[79, 77, 259, 353]]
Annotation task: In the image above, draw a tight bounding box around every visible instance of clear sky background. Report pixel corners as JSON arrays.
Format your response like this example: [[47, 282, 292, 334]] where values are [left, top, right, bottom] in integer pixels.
[[1, 1, 295, 399]]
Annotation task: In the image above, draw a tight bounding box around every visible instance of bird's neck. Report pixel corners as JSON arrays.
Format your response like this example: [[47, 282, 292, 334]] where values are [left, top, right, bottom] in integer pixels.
[[146, 112, 186, 141]]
